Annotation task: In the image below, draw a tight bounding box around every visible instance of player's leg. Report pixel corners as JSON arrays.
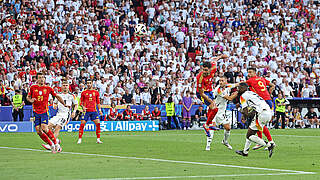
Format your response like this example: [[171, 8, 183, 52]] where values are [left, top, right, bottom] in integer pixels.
[[186, 116, 191, 130], [35, 114, 56, 153], [93, 116, 102, 144], [205, 129, 214, 151], [78, 112, 87, 144], [222, 123, 232, 150]]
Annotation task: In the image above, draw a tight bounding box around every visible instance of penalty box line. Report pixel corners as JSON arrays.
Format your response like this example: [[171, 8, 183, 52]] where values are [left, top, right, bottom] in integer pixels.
[[0, 146, 316, 176]]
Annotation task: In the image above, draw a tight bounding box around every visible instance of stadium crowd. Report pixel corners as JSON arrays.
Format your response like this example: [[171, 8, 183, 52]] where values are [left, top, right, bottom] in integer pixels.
[[1, 0, 320, 128]]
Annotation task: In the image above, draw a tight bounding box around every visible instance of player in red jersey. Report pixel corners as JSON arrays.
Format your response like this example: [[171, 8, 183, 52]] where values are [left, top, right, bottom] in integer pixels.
[[196, 54, 228, 137], [77, 80, 103, 144], [246, 67, 276, 150], [27, 73, 67, 153]]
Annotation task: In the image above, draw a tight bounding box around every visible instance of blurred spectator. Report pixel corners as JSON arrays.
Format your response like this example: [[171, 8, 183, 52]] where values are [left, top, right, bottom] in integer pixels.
[[122, 89, 133, 104], [304, 108, 319, 128], [123, 105, 134, 121], [108, 102, 119, 121], [141, 88, 151, 105], [194, 105, 206, 127], [141, 106, 152, 120], [293, 108, 304, 128]]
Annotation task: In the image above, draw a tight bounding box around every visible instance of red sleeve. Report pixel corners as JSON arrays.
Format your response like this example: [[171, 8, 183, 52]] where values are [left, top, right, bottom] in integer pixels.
[[96, 90, 100, 104], [246, 78, 252, 86], [49, 87, 57, 97], [210, 62, 217, 75]]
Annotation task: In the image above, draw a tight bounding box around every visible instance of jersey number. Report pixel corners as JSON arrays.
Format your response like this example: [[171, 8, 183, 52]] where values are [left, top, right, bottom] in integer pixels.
[[89, 98, 93, 101], [38, 96, 43, 101], [258, 81, 266, 92]]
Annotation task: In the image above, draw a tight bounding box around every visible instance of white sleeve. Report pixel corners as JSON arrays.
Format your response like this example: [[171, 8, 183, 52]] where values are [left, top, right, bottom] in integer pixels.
[[240, 93, 249, 110]]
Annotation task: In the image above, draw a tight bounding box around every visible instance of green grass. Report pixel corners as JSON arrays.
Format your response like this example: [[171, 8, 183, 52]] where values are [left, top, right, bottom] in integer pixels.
[[0, 129, 319, 180]]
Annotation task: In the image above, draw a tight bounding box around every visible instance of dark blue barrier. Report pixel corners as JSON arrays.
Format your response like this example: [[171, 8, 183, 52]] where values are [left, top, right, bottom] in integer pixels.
[[0, 122, 34, 132]]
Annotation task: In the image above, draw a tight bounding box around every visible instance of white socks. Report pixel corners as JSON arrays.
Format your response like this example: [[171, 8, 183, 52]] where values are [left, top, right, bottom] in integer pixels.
[[249, 135, 269, 147], [224, 130, 230, 144], [244, 139, 251, 154], [206, 130, 214, 147]]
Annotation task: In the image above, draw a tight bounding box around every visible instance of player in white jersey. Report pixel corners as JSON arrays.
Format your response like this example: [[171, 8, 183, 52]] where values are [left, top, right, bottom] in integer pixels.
[[42, 80, 78, 151], [235, 83, 275, 158], [205, 76, 238, 151]]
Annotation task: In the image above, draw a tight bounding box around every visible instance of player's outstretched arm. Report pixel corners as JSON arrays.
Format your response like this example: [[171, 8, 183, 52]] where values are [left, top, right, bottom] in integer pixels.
[[223, 91, 238, 101]]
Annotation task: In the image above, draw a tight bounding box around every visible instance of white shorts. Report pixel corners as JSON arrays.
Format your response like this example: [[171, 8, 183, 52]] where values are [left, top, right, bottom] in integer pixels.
[[49, 112, 71, 127], [249, 110, 272, 131], [214, 110, 230, 125]]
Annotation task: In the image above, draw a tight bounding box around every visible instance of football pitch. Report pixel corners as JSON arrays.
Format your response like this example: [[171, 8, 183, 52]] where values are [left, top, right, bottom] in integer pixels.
[[0, 129, 319, 180]]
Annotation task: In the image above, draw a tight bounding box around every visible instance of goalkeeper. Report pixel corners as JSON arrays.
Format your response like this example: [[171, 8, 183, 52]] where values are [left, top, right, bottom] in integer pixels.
[[235, 83, 276, 158]]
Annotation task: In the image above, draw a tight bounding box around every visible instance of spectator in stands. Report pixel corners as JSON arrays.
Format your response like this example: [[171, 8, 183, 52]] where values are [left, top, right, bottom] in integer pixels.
[[141, 106, 152, 120], [194, 105, 206, 127], [11, 90, 24, 122], [304, 108, 319, 128], [285, 106, 294, 129], [133, 88, 142, 105], [271, 79, 281, 98], [293, 108, 304, 128], [141, 88, 151, 105], [182, 90, 193, 130], [281, 80, 294, 98], [122, 89, 133, 104], [123, 105, 134, 121]]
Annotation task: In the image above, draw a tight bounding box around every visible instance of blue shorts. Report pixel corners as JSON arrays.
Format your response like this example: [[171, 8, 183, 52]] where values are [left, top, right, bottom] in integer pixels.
[[34, 112, 49, 127], [81, 112, 99, 121], [196, 91, 214, 106], [265, 100, 273, 109]]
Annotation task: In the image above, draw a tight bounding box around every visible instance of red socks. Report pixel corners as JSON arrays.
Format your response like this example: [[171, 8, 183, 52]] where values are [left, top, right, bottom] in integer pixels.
[[257, 126, 273, 141], [263, 126, 273, 141], [96, 123, 101, 138], [46, 129, 57, 144], [40, 133, 52, 146], [206, 108, 218, 126], [79, 123, 85, 139]]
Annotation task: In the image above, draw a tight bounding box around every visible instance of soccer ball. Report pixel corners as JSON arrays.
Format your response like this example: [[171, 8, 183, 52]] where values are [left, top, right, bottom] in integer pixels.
[[135, 24, 147, 36]]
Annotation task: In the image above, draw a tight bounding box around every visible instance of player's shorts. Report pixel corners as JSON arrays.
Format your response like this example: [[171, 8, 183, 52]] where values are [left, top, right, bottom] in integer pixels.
[[34, 112, 49, 127], [49, 112, 71, 127], [249, 110, 272, 131], [81, 111, 99, 121], [196, 91, 214, 106], [183, 108, 191, 118], [214, 110, 230, 125], [265, 100, 273, 109]]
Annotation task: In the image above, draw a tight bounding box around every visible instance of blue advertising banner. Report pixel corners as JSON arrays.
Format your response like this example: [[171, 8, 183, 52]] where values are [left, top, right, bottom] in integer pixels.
[[61, 120, 159, 132], [0, 122, 34, 133]]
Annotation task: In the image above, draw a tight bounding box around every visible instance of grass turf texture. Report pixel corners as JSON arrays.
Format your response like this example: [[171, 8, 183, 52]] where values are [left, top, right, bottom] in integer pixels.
[[0, 129, 319, 180]]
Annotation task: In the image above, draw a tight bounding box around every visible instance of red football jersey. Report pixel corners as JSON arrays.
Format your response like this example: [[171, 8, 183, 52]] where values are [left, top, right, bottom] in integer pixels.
[[28, 85, 57, 114], [246, 76, 271, 100], [196, 62, 217, 92], [80, 89, 100, 112]]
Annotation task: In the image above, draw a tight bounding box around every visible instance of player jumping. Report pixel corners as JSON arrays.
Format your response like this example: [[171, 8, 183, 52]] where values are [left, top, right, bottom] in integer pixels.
[[246, 67, 276, 150], [77, 80, 103, 144], [235, 83, 275, 157], [206, 76, 238, 151], [27, 73, 67, 153], [42, 80, 78, 151], [196, 55, 228, 143]]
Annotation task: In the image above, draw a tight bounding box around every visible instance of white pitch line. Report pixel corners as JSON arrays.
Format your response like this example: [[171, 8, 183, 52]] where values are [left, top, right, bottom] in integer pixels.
[[0, 146, 316, 176], [85, 172, 314, 180]]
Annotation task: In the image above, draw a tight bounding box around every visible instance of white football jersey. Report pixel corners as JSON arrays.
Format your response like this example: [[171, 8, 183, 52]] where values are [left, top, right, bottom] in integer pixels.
[[240, 91, 270, 114], [54, 93, 77, 114], [213, 85, 232, 111]]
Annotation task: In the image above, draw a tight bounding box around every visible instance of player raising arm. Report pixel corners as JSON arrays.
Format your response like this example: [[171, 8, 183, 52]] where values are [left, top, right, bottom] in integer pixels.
[[235, 83, 275, 158], [77, 80, 103, 144], [42, 80, 78, 151], [27, 73, 67, 153], [246, 67, 276, 150], [196, 54, 228, 137]]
